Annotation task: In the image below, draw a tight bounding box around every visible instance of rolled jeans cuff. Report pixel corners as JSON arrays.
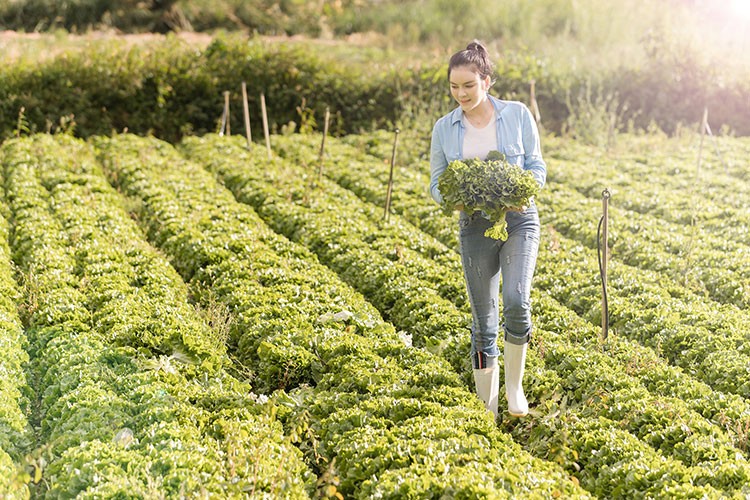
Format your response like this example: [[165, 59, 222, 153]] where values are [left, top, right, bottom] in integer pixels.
[[472, 351, 499, 369], [504, 325, 532, 345]]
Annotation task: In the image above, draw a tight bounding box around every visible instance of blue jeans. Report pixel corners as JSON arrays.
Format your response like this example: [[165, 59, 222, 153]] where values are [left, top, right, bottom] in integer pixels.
[[458, 206, 540, 369]]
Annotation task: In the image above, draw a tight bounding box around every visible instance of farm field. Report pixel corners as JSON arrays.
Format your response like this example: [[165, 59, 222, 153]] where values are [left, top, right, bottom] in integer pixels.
[[1, 128, 750, 498]]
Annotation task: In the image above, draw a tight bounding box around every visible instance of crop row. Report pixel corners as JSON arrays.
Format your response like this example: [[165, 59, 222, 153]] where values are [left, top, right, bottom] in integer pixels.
[[273, 133, 750, 452], [179, 133, 750, 497], [300, 131, 750, 435], [93, 133, 588, 499], [342, 131, 750, 299], [266, 133, 750, 479], [544, 135, 750, 240], [0, 135, 312, 497], [0, 205, 31, 496], [543, 161, 750, 309], [518, 140, 750, 404]]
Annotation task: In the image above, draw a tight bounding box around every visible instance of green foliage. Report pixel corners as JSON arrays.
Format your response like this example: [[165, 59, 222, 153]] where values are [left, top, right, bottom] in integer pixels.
[[0, 35, 414, 142], [2, 0, 750, 139], [3, 121, 750, 494], [0, 174, 31, 498], [2, 27, 750, 142], [0, 0, 183, 33], [438, 152, 540, 240], [0, 134, 314, 496], [291, 130, 750, 497], [97, 133, 589, 498]]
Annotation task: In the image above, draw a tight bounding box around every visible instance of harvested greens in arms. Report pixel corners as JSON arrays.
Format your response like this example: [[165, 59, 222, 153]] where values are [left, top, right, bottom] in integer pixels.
[[438, 151, 540, 240]]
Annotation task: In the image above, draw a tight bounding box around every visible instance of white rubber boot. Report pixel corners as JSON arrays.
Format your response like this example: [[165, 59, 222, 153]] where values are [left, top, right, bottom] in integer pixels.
[[473, 364, 500, 418], [504, 341, 529, 417]]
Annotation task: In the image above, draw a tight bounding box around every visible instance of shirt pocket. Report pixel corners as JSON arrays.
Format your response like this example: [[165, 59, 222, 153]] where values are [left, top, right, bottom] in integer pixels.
[[502, 142, 525, 166]]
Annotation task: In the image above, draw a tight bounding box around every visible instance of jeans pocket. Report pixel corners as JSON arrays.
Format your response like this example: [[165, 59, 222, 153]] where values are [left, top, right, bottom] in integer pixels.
[[505, 209, 540, 237]]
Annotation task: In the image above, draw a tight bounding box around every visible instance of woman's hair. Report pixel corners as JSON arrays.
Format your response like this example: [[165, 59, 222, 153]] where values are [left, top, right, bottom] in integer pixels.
[[448, 40, 495, 84]]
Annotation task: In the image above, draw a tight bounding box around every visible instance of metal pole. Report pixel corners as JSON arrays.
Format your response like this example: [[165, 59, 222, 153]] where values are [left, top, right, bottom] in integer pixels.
[[384, 128, 400, 221], [600, 188, 611, 342]]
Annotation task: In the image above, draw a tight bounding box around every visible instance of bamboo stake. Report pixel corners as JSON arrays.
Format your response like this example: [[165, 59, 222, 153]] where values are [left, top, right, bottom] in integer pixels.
[[241, 82, 252, 148], [317, 106, 330, 184], [260, 93, 271, 159], [383, 128, 400, 221]]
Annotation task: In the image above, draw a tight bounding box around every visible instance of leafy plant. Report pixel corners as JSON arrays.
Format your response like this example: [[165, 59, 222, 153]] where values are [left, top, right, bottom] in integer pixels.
[[438, 151, 540, 240]]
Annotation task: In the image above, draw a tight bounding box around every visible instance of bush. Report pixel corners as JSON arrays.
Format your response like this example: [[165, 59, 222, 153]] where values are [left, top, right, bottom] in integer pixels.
[[1, 33, 748, 144]]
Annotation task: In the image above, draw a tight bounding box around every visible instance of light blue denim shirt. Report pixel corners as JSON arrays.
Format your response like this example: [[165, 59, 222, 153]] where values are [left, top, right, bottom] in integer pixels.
[[429, 95, 547, 205]]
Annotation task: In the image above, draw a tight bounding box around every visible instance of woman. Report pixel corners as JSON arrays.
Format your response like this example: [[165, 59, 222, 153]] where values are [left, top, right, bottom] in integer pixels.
[[429, 40, 546, 418]]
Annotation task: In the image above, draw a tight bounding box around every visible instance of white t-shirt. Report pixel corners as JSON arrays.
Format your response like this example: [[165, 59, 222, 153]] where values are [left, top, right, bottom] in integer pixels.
[[462, 109, 498, 160]]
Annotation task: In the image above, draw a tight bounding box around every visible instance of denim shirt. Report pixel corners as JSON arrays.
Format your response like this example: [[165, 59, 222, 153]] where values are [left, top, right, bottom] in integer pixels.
[[429, 95, 547, 205]]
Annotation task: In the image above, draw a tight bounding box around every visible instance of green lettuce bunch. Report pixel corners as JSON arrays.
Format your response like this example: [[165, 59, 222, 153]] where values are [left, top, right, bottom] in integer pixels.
[[438, 151, 540, 240]]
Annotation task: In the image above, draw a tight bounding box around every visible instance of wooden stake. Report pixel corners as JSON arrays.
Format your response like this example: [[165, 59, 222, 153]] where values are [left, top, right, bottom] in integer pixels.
[[317, 107, 330, 184], [696, 106, 708, 177], [383, 128, 400, 221], [241, 82, 252, 148], [222, 91, 231, 136], [529, 79, 541, 124], [218, 95, 227, 136], [260, 93, 271, 159]]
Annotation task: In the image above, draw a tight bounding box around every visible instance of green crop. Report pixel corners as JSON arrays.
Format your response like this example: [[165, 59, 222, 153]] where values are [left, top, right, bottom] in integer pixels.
[[438, 151, 540, 240]]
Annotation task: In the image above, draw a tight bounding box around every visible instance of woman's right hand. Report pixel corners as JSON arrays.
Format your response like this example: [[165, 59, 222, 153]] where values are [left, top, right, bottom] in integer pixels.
[[454, 204, 465, 212]]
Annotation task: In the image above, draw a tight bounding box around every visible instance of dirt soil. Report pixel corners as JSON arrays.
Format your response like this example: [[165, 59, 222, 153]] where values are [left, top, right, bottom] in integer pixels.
[[0, 30, 214, 62]]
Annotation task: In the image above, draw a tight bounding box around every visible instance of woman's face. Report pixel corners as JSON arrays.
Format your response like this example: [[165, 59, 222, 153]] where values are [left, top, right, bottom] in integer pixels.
[[449, 65, 490, 113]]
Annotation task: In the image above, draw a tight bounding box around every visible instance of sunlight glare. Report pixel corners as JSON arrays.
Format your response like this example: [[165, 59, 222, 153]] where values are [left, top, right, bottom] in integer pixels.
[[730, 0, 750, 20]]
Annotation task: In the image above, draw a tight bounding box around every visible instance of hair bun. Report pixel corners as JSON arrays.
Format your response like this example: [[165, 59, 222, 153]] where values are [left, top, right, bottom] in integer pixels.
[[447, 39, 494, 82], [466, 40, 487, 54]]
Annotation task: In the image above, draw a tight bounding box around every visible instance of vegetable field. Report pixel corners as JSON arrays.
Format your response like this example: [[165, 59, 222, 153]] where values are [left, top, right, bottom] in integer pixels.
[[1, 129, 750, 498]]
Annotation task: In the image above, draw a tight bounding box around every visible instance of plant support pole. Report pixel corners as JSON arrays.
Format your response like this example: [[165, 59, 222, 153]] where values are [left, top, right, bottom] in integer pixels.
[[242, 82, 252, 148], [219, 92, 228, 136], [222, 91, 231, 136], [261, 93, 271, 159], [696, 107, 708, 177], [383, 128, 400, 221], [318, 106, 330, 184], [598, 188, 611, 342]]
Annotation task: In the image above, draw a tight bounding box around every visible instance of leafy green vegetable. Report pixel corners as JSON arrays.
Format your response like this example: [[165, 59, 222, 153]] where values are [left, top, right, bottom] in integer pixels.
[[438, 151, 540, 240]]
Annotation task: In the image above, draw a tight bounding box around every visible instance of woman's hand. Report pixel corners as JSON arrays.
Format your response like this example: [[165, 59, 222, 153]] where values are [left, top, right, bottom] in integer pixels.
[[506, 205, 527, 212], [454, 204, 465, 212]]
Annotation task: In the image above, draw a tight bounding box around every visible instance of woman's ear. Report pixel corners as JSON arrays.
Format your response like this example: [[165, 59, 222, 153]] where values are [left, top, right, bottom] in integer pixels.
[[482, 75, 492, 91]]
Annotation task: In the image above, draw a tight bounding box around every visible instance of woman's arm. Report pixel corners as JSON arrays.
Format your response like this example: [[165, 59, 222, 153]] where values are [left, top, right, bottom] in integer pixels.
[[430, 122, 448, 205], [520, 104, 547, 189]]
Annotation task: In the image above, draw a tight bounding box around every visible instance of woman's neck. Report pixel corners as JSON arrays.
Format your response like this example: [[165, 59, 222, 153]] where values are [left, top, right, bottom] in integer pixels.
[[463, 97, 493, 128]]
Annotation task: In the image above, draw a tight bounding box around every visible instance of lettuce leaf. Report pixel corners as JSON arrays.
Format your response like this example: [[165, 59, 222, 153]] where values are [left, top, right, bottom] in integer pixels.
[[438, 151, 540, 240]]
